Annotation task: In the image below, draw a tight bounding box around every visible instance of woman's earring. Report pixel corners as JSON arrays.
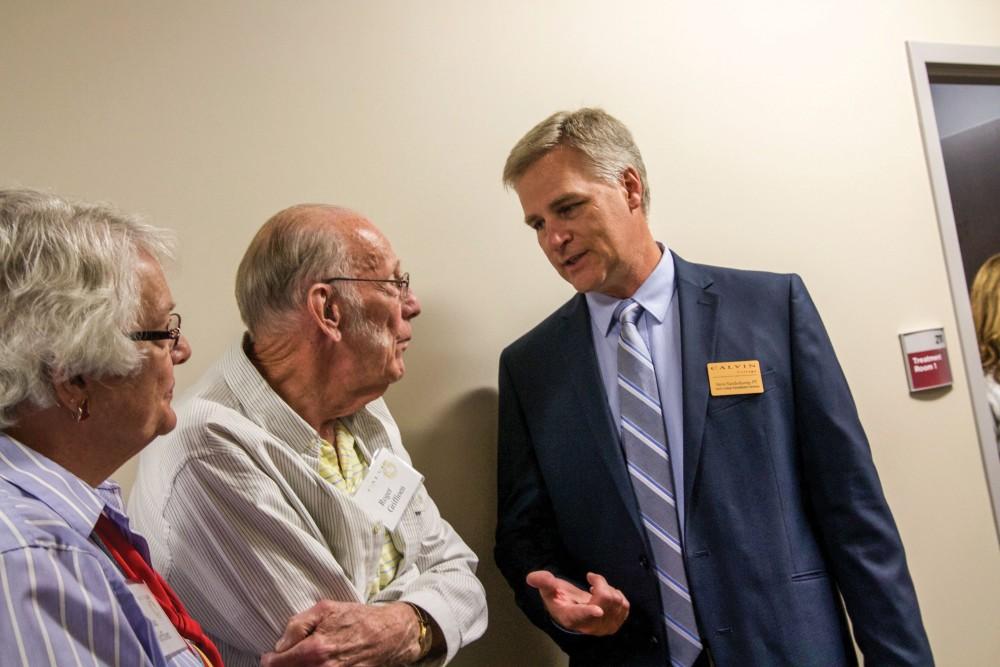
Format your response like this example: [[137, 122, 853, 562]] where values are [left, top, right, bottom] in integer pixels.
[[76, 398, 90, 423]]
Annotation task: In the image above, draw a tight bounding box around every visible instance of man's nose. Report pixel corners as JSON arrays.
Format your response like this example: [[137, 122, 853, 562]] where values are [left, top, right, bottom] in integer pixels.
[[402, 288, 421, 319], [544, 223, 571, 252], [172, 334, 192, 365]]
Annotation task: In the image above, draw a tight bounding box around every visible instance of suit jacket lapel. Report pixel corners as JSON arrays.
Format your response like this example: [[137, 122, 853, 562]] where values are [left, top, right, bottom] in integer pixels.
[[673, 253, 719, 517], [558, 295, 644, 535]]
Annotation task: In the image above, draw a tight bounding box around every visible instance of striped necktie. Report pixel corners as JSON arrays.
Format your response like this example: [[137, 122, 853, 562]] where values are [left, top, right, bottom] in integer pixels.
[[616, 299, 703, 667]]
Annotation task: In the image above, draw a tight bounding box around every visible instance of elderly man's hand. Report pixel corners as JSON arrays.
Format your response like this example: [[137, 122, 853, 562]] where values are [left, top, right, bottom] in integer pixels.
[[527, 570, 630, 636], [260, 600, 421, 667]]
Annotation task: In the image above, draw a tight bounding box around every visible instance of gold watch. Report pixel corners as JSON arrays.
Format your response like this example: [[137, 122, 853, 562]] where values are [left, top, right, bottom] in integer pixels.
[[403, 602, 433, 659]]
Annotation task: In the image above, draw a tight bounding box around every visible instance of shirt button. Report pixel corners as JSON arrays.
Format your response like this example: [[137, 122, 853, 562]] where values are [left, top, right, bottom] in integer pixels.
[[372, 523, 381, 534], [639, 555, 650, 569], [650, 635, 659, 645]]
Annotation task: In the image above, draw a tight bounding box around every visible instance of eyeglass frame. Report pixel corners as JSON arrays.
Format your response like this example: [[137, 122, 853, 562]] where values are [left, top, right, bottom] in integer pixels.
[[322, 272, 410, 300], [128, 312, 183, 350]]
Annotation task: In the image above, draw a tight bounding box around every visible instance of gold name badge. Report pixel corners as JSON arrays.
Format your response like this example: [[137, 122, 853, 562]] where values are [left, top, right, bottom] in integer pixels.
[[707, 360, 765, 396]]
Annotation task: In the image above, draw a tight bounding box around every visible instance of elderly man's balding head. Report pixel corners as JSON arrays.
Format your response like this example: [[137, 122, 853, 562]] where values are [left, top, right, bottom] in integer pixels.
[[235, 204, 386, 338]]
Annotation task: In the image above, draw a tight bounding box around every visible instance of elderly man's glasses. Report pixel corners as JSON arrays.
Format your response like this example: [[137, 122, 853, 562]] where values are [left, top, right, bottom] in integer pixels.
[[129, 313, 182, 350], [323, 273, 410, 301]]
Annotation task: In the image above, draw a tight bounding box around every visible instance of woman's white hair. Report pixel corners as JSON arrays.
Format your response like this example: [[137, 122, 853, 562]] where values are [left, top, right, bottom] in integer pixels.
[[0, 188, 174, 428]]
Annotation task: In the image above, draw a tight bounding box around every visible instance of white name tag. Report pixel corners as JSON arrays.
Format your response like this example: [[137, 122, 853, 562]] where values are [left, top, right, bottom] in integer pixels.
[[354, 449, 424, 531], [126, 582, 189, 658]]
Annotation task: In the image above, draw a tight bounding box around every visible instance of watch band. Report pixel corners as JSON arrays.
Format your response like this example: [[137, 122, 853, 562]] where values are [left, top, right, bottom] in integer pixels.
[[403, 602, 433, 659]]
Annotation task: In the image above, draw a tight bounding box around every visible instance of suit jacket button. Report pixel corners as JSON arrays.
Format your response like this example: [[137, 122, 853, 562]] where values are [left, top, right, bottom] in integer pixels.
[[650, 635, 659, 645], [639, 555, 650, 569]]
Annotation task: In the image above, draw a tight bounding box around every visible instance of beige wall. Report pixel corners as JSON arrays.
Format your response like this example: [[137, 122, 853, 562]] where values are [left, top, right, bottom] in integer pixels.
[[3, 1, 999, 664]]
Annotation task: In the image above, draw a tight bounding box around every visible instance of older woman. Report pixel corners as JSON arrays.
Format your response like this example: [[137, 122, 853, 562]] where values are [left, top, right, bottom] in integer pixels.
[[0, 189, 221, 666], [972, 252, 1000, 443]]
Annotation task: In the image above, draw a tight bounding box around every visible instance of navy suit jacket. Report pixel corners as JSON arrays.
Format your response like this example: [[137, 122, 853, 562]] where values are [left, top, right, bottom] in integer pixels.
[[494, 254, 933, 666]]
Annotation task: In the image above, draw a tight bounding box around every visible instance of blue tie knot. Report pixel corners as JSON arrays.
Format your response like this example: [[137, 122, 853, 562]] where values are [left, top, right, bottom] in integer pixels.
[[615, 299, 644, 327]]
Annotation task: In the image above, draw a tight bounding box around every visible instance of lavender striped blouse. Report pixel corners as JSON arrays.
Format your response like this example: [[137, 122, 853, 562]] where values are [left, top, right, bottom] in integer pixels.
[[0, 434, 206, 667]]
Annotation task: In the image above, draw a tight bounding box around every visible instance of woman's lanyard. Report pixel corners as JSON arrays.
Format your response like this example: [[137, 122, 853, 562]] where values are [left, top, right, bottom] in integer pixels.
[[91, 513, 224, 667]]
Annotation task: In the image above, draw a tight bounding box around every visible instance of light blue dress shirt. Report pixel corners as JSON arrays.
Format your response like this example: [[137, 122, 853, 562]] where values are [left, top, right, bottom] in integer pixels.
[[0, 433, 205, 667], [585, 245, 687, 534]]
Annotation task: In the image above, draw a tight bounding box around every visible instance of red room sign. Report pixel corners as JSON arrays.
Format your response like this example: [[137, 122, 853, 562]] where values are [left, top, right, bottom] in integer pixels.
[[899, 328, 953, 392]]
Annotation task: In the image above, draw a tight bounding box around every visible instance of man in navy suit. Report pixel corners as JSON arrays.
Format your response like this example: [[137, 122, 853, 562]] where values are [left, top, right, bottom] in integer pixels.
[[494, 108, 933, 666]]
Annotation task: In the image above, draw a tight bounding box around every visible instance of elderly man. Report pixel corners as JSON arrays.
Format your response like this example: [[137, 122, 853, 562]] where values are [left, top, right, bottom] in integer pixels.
[[129, 204, 486, 666], [494, 109, 933, 666]]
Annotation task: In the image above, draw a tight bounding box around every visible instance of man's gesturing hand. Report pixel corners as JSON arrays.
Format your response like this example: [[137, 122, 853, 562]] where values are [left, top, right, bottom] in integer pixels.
[[260, 600, 422, 667], [527, 570, 630, 636]]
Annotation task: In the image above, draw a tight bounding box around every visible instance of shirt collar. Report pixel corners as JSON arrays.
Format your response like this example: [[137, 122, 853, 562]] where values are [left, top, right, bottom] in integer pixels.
[[0, 433, 107, 535], [586, 242, 676, 337], [222, 334, 325, 455]]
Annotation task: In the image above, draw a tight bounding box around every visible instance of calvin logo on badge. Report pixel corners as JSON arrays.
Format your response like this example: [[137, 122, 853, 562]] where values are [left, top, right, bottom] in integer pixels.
[[706, 359, 765, 396]]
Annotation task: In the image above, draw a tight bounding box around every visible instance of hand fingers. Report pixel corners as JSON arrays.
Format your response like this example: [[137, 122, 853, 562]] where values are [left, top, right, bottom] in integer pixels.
[[528, 570, 593, 605], [586, 572, 629, 615], [552, 601, 606, 630], [585, 572, 610, 590], [261, 636, 332, 667], [525, 570, 556, 591], [273, 601, 332, 652]]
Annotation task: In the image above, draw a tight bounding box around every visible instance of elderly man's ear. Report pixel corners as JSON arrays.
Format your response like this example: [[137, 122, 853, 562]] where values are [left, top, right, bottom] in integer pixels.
[[307, 285, 344, 342]]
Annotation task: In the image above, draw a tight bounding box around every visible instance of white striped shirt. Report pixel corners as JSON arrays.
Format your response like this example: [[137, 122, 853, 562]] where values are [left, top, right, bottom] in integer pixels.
[[0, 434, 205, 667], [128, 338, 487, 667]]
